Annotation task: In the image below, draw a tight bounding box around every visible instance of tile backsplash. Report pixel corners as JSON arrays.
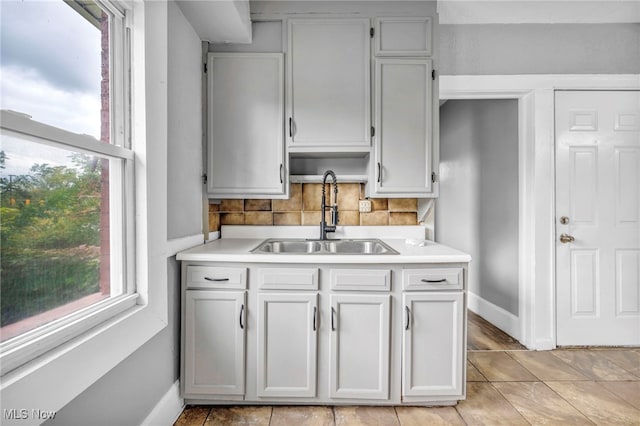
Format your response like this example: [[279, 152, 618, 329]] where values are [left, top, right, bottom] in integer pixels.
[[208, 183, 419, 232]]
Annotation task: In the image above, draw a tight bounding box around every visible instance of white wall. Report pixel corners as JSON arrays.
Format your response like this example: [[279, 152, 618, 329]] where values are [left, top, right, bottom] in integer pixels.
[[168, 0, 203, 240], [436, 99, 519, 316], [440, 23, 640, 75]]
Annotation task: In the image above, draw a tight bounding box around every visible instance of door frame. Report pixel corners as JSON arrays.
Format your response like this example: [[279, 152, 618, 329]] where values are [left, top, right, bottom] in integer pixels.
[[440, 74, 640, 350]]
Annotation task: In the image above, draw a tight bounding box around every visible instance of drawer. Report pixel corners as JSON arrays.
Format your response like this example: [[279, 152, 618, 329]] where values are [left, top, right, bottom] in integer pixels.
[[374, 17, 432, 57], [186, 266, 247, 289], [330, 269, 391, 291], [258, 268, 318, 290], [402, 268, 463, 290]]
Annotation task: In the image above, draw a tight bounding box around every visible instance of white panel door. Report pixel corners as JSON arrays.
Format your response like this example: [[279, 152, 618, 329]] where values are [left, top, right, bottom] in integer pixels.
[[371, 58, 435, 197], [556, 90, 640, 346], [402, 292, 464, 397], [207, 53, 285, 198], [329, 294, 390, 400], [256, 293, 318, 397], [287, 19, 371, 149], [184, 291, 246, 396]]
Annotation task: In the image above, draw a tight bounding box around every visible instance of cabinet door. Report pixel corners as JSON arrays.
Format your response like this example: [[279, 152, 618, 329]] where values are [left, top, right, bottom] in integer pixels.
[[402, 292, 464, 397], [287, 19, 371, 150], [371, 58, 435, 197], [207, 53, 285, 198], [184, 291, 246, 396], [374, 17, 433, 57], [257, 293, 318, 397], [329, 294, 390, 400]]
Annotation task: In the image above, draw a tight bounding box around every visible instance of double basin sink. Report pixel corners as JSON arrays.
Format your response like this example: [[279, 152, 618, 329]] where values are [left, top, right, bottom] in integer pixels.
[[251, 238, 398, 255]]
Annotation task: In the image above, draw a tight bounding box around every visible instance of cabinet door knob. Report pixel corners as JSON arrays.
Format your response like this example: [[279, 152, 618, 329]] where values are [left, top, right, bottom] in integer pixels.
[[239, 304, 244, 329], [289, 117, 293, 137], [377, 162, 382, 183], [421, 278, 446, 283], [280, 164, 284, 184]]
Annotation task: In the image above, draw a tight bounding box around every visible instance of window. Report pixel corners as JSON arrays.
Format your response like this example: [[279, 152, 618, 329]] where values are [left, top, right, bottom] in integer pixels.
[[0, 0, 135, 374]]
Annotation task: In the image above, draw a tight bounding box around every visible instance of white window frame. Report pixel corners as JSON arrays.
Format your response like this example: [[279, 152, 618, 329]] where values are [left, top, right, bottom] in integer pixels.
[[0, 0, 170, 416]]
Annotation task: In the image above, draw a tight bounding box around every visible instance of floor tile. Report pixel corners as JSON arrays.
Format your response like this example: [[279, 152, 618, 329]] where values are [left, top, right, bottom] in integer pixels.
[[468, 351, 538, 382], [467, 312, 526, 350], [334, 406, 399, 426], [596, 350, 640, 377], [270, 406, 334, 426], [552, 350, 639, 381], [546, 381, 640, 425], [467, 360, 487, 382], [508, 350, 588, 381], [601, 381, 640, 410], [174, 406, 210, 426], [204, 406, 272, 426], [455, 382, 529, 425], [493, 381, 594, 425], [395, 406, 464, 425]]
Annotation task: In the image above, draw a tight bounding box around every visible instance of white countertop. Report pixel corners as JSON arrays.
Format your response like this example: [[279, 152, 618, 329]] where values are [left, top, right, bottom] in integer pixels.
[[178, 226, 471, 264]]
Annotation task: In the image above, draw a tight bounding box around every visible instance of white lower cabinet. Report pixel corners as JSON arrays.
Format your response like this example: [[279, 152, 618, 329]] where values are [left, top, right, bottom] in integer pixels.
[[329, 293, 390, 400], [256, 292, 318, 397], [181, 263, 466, 405], [183, 290, 246, 396], [402, 292, 464, 398]]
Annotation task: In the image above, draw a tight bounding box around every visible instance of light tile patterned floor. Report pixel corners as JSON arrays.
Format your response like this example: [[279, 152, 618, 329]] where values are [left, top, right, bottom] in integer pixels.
[[175, 311, 640, 426]]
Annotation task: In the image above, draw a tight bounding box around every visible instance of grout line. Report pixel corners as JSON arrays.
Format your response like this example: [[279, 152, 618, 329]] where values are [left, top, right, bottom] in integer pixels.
[[487, 382, 533, 425], [538, 381, 597, 426], [393, 406, 401, 425], [504, 350, 543, 381]]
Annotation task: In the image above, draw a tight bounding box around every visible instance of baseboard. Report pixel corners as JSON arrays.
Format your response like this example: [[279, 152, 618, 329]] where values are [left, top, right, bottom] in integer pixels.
[[141, 380, 184, 426], [468, 292, 522, 342]]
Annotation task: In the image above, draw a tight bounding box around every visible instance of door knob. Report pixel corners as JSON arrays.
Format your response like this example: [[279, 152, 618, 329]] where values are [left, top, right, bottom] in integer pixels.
[[559, 233, 575, 244]]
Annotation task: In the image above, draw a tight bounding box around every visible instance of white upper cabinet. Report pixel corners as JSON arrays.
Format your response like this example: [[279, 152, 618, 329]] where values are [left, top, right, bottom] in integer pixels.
[[287, 19, 371, 152], [207, 53, 286, 198], [374, 17, 433, 57], [369, 58, 436, 197]]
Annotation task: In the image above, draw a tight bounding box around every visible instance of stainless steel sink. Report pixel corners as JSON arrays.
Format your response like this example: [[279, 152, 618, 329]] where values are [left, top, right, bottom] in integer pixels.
[[251, 239, 399, 255]]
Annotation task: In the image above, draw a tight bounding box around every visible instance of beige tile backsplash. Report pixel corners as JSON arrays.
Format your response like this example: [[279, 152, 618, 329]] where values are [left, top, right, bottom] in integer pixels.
[[208, 183, 418, 232]]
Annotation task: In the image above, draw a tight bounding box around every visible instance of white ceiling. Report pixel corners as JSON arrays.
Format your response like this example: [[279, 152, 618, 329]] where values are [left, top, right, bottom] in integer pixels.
[[176, 0, 639, 45], [437, 0, 640, 24]]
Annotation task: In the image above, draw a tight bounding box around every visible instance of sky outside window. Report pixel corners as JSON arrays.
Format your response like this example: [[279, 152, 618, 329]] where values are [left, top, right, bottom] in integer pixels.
[[1, 0, 102, 176]]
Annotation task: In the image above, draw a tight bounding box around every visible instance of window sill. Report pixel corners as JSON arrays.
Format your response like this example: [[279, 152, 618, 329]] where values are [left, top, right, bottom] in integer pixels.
[[0, 300, 166, 422]]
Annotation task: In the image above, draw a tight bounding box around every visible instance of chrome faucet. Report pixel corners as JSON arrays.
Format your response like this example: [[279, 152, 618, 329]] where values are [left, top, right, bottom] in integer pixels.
[[320, 170, 338, 240]]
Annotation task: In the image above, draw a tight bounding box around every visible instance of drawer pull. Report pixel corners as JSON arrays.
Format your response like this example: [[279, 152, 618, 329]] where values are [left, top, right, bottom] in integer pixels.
[[204, 277, 230, 282], [405, 306, 411, 331], [239, 304, 245, 329], [421, 278, 447, 283]]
